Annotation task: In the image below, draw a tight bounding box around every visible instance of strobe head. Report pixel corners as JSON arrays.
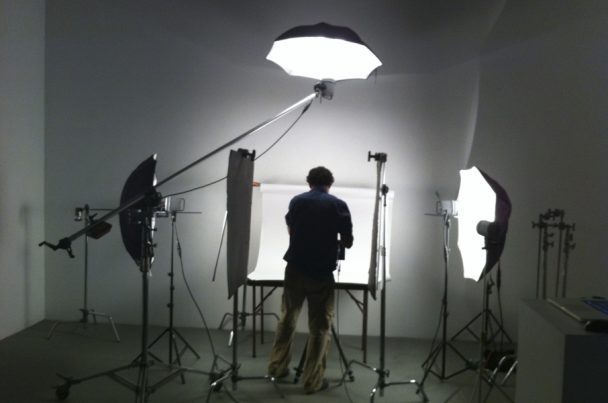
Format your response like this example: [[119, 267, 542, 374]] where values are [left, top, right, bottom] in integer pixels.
[[368, 151, 387, 162], [436, 200, 458, 218], [314, 80, 335, 100]]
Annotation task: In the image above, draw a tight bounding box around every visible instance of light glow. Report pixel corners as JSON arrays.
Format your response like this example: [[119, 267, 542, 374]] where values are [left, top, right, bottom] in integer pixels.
[[457, 167, 496, 281], [266, 36, 382, 81]]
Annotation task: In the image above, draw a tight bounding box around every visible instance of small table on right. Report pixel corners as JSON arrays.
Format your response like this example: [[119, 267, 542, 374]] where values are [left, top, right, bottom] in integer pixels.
[[516, 299, 608, 403]]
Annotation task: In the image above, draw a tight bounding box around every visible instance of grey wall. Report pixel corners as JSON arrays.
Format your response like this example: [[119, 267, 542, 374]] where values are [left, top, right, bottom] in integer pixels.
[[44, 0, 608, 340], [0, 0, 46, 340], [468, 4, 608, 334]]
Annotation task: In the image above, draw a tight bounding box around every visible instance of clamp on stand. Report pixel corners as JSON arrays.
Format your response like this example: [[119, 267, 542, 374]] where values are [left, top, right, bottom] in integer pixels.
[[46, 205, 120, 342], [532, 209, 576, 299]]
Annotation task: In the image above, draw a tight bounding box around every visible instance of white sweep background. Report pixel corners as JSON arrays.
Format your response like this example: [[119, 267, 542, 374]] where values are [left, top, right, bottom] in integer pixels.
[[249, 184, 393, 285]]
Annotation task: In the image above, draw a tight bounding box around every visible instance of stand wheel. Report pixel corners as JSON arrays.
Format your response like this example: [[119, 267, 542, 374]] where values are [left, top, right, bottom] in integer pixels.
[[209, 372, 223, 392], [56, 384, 70, 400], [347, 371, 355, 382]]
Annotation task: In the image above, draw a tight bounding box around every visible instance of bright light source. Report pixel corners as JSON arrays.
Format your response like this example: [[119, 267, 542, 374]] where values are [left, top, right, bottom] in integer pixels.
[[266, 22, 382, 81], [457, 167, 497, 281]]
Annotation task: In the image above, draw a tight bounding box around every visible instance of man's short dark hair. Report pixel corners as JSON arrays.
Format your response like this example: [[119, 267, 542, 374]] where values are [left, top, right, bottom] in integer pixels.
[[306, 166, 334, 187]]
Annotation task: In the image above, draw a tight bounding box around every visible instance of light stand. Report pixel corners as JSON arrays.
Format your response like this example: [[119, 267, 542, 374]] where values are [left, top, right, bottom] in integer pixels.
[[457, 167, 512, 403], [47, 205, 120, 342], [419, 209, 470, 387], [143, 208, 202, 380], [342, 152, 428, 403], [206, 284, 283, 403], [469, 263, 514, 403], [205, 150, 283, 403], [449, 271, 513, 349]]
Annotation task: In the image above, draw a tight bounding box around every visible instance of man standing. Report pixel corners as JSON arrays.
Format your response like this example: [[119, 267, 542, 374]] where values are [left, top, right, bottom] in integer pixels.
[[267, 166, 353, 394]]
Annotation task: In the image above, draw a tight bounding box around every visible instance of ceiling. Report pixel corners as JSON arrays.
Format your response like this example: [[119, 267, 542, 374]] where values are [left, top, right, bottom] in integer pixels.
[[75, 0, 601, 75]]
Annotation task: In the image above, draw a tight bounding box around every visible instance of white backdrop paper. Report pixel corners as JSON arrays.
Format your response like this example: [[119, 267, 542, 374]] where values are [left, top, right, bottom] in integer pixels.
[[249, 184, 393, 285]]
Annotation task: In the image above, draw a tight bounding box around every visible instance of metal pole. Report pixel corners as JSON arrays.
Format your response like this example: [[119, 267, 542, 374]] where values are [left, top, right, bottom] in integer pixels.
[[168, 212, 176, 364], [83, 205, 90, 318], [533, 215, 542, 298], [561, 224, 576, 297], [379, 165, 387, 380], [440, 214, 450, 376], [554, 214, 565, 297]]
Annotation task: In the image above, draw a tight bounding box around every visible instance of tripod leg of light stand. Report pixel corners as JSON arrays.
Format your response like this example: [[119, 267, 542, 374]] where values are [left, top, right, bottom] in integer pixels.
[[340, 260, 427, 403], [48, 226, 122, 342], [340, 359, 428, 403], [54, 362, 140, 400], [451, 311, 484, 342], [46, 321, 61, 340], [482, 356, 516, 403], [420, 307, 471, 377], [135, 362, 150, 403], [469, 271, 516, 403], [331, 324, 354, 382], [206, 370, 239, 403], [294, 324, 352, 385], [252, 284, 257, 358], [89, 311, 121, 342], [55, 263, 157, 401], [144, 214, 200, 375], [293, 342, 307, 384], [169, 329, 187, 385], [174, 328, 201, 359], [486, 310, 513, 346], [420, 330, 471, 386], [207, 288, 284, 403], [420, 212, 471, 387], [251, 284, 281, 358]]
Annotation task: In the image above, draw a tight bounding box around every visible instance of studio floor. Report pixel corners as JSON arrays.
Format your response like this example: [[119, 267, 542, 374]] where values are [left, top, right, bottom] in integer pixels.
[[0, 320, 515, 403]]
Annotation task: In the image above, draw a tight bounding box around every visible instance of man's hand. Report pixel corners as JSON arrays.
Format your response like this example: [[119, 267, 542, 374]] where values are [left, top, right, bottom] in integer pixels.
[[341, 234, 353, 249]]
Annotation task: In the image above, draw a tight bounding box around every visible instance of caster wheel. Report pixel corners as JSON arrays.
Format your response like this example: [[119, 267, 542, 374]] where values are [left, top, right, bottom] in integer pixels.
[[348, 374, 355, 382], [209, 373, 223, 392], [56, 384, 70, 400], [212, 381, 223, 392]]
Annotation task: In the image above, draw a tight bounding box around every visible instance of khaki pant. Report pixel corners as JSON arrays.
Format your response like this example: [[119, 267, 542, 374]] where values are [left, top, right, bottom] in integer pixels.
[[267, 264, 335, 392]]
